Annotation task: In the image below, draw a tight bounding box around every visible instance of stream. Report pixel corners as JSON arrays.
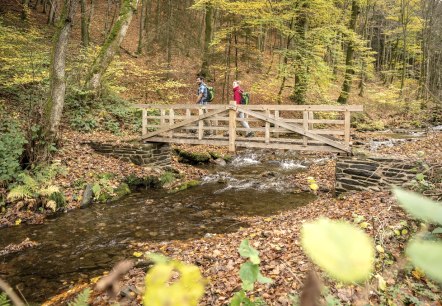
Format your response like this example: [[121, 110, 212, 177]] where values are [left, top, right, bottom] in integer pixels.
[[0, 150, 317, 303]]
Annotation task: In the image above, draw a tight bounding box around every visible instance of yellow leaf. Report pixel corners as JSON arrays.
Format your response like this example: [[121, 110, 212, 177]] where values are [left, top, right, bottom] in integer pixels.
[[360, 222, 370, 229], [411, 268, 425, 280], [394, 229, 401, 236], [375, 274, 387, 291], [264, 218, 272, 222], [309, 183, 319, 191], [401, 229, 408, 235], [90, 276, 100, 284], [133, 251, 143, 258], [15, 218, 22, 225], [376, 245, 385, 253], [301, 218, 375, 283]]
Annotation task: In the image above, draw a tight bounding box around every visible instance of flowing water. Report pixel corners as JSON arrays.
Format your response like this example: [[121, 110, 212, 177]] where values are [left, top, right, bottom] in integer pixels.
[[0, 150, 316, 303]]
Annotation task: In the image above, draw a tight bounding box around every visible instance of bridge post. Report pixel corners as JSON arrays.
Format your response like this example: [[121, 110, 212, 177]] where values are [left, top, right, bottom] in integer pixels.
[[142, 109, 147, 136], [229, 101, 237, 152]]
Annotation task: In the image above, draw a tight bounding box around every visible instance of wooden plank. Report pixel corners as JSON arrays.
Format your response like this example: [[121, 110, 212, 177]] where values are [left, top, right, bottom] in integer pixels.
[[229, 101, 236, 152], [134, 104, 226, 110], [169, 108, 174, 138], [142, 109, 147, 136], [310, 129, 345, 135], [308, 111, 314, 130], [274, 110, 280, 138], [147, 137, 229, 146], [160, 109, 166, 126], [303, 111, 308, 146], [237, 107, 349, 152], [309, 119, 345, 124], [135, 104, 364, 112], [344, 110, 351, 145], [138, 107, 228, 141], [238, 105, 364, 112], [198, 108, 203, 140], [234, 141, 345, 152], [265, 109, 270, 143], [145, 137, 343, 152]]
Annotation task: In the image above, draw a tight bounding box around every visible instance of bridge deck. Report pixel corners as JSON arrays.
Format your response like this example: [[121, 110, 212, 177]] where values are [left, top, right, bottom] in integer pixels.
[[136, 102, 363, 153]]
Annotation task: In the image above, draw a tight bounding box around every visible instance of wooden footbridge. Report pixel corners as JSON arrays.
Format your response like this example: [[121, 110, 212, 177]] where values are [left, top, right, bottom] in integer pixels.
[[136, 102, 363, 153]]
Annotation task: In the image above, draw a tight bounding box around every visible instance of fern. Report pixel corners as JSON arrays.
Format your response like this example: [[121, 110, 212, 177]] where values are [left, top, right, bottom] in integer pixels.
[[18, 173, 38, 191], [7, 185, 33, 201], [40, 185, 60, 197], [68, 288, 91, 306], [0, 293, 11, 306]]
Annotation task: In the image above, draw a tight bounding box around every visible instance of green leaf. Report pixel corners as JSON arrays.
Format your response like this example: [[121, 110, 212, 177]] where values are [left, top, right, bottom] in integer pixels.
[[239, 262, 258, 291], [406, 240, 442, 283], [229, 290, 247, 306], [393, 188, 442, 225], [0, 293, 11, 306], [416, 173, 425, 181], [68, 288, 91, 306], [257, 271, 272, 284], [238, 239, 260, 264], [432, 227, 442, 234], [301, 218, 374, 283]]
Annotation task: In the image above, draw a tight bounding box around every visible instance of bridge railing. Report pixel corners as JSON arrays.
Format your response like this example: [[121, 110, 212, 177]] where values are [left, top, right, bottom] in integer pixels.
[[135, 103, 363, 153]]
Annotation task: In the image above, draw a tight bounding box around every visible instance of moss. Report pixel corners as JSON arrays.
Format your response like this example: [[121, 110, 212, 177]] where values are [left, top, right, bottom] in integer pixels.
[[223, 154, 233, 162], [208, 151, 221, 159], [124, 174, 162, 189], [97, 191, 113, 203], [170, 180, 201, 193], [112, 183, 131, 200], [355, 120, 385, 132], [175, 149, 211, 164], [160, 171, 176, 185]]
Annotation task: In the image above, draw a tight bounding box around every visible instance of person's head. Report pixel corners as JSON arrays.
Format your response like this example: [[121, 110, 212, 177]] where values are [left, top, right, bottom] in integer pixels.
[[233, 80, 240, 88], [196, 76, 204, 85]]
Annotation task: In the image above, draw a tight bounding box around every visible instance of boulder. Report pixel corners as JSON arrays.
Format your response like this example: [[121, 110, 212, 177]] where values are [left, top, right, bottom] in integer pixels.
[[80, 184, 94, 208]]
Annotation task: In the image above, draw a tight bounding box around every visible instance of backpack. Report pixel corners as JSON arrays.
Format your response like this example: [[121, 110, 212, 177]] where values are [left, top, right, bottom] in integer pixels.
[[206, 86, 215, 102], [240, 91, 250, 105]]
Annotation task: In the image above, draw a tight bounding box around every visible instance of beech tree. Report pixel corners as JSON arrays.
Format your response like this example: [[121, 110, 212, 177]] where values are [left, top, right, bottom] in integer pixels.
[[44, 0, 77, 146], [84, 0, 138, 92]]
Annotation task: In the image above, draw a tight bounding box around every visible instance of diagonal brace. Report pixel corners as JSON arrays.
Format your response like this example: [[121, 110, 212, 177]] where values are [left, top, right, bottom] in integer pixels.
[[237, 106, 349, 152], [139, 107, 228, 141]]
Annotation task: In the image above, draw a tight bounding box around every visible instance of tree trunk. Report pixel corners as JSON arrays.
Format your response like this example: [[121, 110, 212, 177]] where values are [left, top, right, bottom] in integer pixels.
[[337, 0, 360, 104], [44, 0, 77, 144], [48, 0, 57, 25], [84, 0, 138, 92], [80, 0, 89, 47], [200, 3, 213, 78], [291, 4, 309, 105], [166, 0, 173, 76], [136, 0, 147, 54], [22, 0, 30, 20]]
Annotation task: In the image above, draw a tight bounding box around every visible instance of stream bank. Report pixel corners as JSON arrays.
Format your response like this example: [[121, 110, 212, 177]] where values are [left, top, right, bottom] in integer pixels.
[[0, 149, 320, 303]]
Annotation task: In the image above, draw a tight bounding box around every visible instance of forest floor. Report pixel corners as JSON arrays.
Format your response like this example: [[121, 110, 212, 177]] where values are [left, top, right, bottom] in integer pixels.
[[41, 131, 442, 306]]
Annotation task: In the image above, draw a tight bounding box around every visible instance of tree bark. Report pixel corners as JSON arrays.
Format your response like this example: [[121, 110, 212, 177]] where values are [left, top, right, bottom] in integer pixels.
[[200, 3, 213, 78], [21, 0, 30, 20], [166, 0, 173, 76], [337, 0, 360, 104], [80, 0, 89, 47], [84, 0, 138, 92], [291, 3, 309, 105], [136, 0, 147, 54], [44, 0, 77, 142]]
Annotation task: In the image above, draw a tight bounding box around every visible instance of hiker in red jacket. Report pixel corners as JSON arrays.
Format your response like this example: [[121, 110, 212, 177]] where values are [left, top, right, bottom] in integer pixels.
[[233, 81, 253, 137]]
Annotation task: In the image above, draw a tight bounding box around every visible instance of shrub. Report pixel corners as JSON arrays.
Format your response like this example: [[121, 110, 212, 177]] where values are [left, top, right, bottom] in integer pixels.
[[0, 118, 27, 183]]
